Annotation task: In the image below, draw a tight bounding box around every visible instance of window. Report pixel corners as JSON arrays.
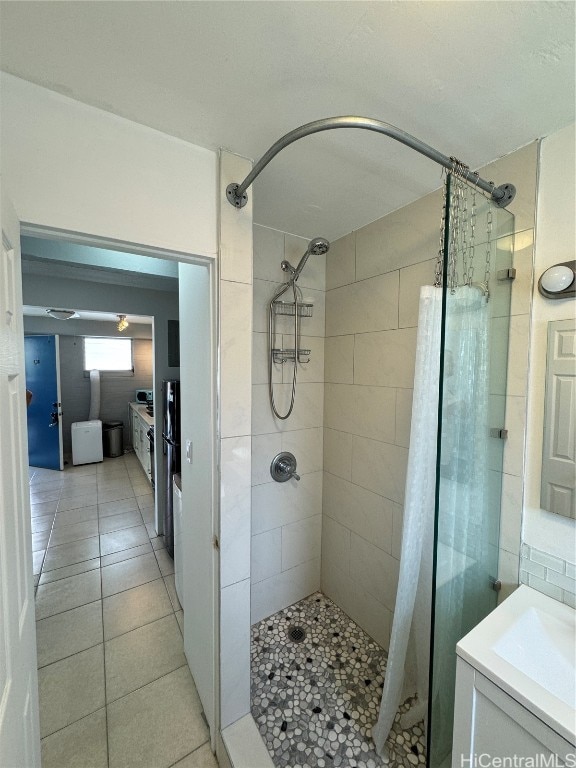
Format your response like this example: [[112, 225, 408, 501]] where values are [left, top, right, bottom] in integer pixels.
[[83, 337, 133, 373]]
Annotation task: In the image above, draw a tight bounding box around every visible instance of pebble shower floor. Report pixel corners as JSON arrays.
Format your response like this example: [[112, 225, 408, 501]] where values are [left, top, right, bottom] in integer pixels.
[[251, 592, 427, 768]]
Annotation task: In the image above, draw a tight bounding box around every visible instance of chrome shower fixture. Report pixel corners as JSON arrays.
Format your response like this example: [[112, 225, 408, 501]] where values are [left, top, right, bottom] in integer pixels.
[[268, 235, 329, 420], [280, 237, 330, 283]]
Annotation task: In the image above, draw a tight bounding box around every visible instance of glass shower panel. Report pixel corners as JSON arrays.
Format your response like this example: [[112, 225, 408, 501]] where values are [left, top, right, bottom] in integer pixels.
[[428, 177, 515, 766]]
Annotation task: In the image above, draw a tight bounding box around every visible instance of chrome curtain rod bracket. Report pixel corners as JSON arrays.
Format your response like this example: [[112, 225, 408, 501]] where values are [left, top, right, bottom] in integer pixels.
[[225, 116, 516, 209]]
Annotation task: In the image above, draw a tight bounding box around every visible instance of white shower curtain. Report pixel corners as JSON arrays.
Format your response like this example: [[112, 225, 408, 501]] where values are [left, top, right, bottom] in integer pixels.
[[372, 284, 490, 757], [372, 284, 442, 756]]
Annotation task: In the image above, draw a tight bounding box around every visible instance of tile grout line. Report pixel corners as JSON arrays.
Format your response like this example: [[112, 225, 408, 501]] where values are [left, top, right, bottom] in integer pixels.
[[41, 530, 152, 574], [36, 592, 182, 669], [35, 464, 92, 746], [103, 606, 176, 644], [106, 662, 191, 709], [40, 706, 107, 744], [37, 636, 104, 671], [32, 471, 64, 596], [166, 738, 212, 768], [99, 475, 112, 768], [35, 456, 177, 765]]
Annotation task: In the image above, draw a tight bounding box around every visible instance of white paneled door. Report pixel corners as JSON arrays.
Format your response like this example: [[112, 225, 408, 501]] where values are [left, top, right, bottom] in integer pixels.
[[541, 318, 576, 519], [0, 193, 41, 767]]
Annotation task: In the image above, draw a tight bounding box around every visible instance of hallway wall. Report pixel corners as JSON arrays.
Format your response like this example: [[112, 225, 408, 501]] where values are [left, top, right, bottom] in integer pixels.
[[22, 273, 179, 424], [33, 334, 152, 454]]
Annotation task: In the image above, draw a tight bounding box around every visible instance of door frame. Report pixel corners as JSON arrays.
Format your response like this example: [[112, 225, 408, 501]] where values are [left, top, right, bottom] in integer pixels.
[[19, 221, 221, 748]]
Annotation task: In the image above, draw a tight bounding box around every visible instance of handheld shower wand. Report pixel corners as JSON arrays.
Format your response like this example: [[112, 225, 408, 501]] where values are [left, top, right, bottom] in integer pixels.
[[270, 237, 330, 419]]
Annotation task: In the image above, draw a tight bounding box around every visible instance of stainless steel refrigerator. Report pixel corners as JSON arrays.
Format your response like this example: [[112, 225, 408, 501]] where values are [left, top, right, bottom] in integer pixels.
[[162, 380, 180, 558]]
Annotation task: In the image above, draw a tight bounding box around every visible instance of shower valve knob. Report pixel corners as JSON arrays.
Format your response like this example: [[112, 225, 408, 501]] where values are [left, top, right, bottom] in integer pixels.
[[271, 452, 300, 482]]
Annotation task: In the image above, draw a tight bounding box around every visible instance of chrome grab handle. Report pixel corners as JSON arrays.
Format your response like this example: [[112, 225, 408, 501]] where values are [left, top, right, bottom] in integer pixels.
[[270, 452, 300, 482]]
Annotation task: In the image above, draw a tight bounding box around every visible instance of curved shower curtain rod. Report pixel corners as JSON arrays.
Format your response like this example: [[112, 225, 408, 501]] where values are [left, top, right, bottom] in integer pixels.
[[226, 116, 516, 210]]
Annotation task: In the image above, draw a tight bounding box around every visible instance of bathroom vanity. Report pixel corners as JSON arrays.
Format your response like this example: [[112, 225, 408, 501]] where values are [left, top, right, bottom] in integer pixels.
[[452, 585, 576, 764], [129, 402, 154, 483]]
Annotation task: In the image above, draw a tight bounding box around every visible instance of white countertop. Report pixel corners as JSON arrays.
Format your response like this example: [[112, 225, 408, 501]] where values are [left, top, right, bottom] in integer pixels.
[[130, 402, 154, 427], [457, 584, 576, 744]]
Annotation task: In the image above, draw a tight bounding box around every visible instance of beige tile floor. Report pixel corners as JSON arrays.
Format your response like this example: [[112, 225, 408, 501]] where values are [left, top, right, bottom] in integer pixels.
[[30, 453, 218, 768]]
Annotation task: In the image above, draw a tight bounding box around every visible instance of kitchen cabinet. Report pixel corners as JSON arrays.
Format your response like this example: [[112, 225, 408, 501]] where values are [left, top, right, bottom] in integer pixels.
[[129, 403, 153, 483]]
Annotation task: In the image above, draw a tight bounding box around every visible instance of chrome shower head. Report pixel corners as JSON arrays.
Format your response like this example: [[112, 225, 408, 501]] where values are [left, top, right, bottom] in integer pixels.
[[307, 237, 330, 256], [288, 236, 330, 282]]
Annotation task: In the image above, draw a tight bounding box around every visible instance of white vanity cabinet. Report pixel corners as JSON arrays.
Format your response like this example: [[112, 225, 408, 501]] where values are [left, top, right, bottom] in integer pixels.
[[129, 403, 153, 483], [453, 659, 574, 766], [452, 585, 575, 767]]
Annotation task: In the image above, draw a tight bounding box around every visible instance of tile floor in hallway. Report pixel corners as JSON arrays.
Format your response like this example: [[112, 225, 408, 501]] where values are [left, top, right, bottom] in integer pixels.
[[251, 593, 426, 768], [30, 453, 218, 768]]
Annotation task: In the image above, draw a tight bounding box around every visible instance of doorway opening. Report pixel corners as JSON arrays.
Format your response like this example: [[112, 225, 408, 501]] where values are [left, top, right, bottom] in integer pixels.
[[20, 229, 219, 767]]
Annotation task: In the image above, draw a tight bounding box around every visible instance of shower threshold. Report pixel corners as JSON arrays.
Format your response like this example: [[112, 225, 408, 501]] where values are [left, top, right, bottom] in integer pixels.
[[251, 592, 426, 768]]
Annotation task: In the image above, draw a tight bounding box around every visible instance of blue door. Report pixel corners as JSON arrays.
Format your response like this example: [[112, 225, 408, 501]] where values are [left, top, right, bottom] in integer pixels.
[[25, 335, 63, 470]]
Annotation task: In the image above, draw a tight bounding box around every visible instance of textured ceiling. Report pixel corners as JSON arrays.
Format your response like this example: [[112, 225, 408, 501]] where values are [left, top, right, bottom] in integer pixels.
[[1, 1, 574, 239]]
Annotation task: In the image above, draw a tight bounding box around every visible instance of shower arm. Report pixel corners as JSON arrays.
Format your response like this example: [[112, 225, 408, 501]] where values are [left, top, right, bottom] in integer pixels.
[[226, 116, 516, 209]]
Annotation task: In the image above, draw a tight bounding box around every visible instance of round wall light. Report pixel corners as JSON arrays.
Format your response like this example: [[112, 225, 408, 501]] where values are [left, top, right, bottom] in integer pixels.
[[538, 261, 576, 299]]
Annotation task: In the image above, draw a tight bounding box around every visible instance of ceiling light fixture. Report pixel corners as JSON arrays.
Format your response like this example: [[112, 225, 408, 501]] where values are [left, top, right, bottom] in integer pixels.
[[46, 308, 79, 320], [117, 314, 129, 332], [538, 261, 576, 299]]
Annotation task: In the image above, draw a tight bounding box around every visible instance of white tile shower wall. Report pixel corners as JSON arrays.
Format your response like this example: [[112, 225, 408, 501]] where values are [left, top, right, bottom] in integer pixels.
[[322, 197, 438, 650], [322, 142, 539, 643], [220, 578, 251, 729], [250, 225, 325, 624], [219, 151, 253, 729]]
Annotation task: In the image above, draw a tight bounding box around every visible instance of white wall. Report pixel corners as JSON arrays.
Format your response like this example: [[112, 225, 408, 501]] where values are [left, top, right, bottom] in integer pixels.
[[477, 143, 540, 601], [0, 75, 232, 746], [0, 73, 217, 257], [178, 261, 217, 730], [521, 123, 576, 601], [251, 224, 325, 624], [217, 151, 253, 732], [1, 72, 218, 536]]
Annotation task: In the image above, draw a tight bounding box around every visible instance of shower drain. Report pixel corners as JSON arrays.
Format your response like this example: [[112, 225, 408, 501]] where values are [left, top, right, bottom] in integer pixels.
[[287, 625, 306, 643]]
